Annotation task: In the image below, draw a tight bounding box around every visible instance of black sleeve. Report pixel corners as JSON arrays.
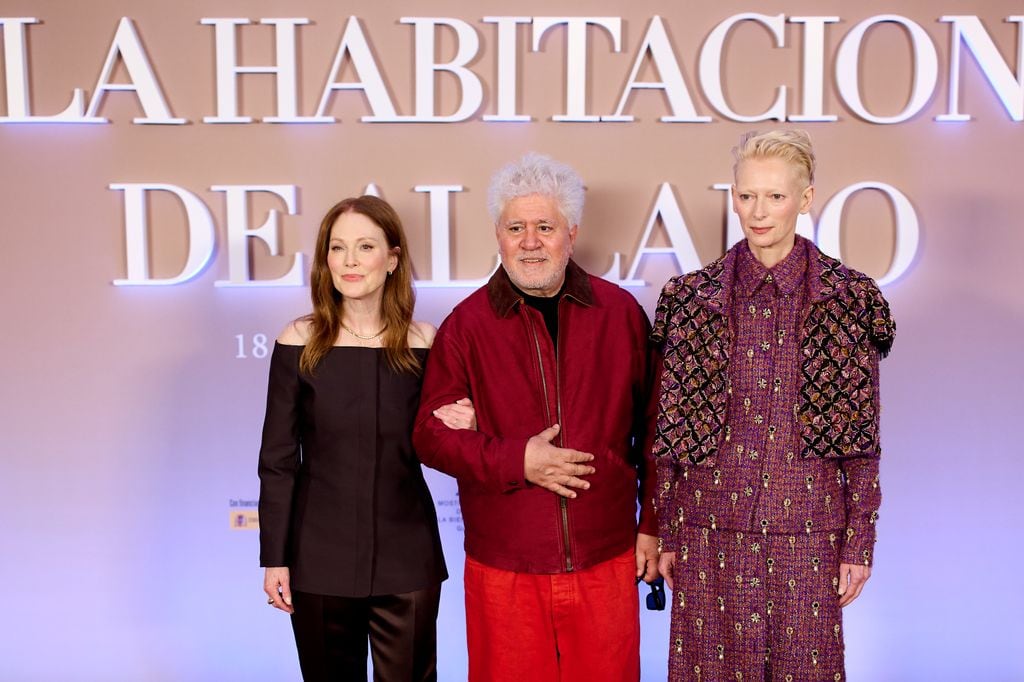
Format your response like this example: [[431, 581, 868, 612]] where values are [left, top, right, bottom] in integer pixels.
[[257, 343, 302, 567]]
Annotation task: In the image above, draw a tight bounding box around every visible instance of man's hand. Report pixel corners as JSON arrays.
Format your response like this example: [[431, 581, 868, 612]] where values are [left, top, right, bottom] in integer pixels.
[[657, 551, 677, 591], [635, 533, 660, 583], [264, 566, 294, 614], [837, 562, 871, 607], [433, 397, 477, 430], [523, 424, 595, 498]]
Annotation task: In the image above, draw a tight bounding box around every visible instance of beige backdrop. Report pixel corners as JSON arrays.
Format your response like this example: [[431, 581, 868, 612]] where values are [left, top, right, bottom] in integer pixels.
[[2, 1, 1022, 680]]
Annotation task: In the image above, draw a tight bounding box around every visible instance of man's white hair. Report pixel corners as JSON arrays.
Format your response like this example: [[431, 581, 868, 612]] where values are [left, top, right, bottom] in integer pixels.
[[486, 152, 585, 226]]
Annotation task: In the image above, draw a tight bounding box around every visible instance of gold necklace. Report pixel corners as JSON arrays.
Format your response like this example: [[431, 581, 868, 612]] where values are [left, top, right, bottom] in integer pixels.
[[341, 322, 386, 340]]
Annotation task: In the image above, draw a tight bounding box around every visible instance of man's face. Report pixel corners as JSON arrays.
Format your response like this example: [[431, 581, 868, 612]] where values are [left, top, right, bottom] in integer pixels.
[[496, 194, 577, 298]]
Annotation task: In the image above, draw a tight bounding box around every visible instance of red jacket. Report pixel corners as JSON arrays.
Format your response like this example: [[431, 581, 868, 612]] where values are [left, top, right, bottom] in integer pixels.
[[413, 261, 658, 574]]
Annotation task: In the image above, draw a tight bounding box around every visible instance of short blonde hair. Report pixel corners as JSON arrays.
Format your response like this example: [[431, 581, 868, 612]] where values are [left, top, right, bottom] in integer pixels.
[[732, 129, 816, 185]]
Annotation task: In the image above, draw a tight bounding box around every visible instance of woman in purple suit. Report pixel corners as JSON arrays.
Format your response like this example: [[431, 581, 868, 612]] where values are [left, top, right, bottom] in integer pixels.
[[653, 130, 895, 681]]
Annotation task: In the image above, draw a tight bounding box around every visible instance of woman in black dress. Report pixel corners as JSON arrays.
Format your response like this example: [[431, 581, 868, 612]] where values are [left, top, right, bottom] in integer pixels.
[[258, 195, 474, 681]]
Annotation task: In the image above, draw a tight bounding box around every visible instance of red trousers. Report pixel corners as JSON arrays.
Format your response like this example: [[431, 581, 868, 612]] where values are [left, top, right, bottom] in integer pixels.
[[464, 549, 640, 682]]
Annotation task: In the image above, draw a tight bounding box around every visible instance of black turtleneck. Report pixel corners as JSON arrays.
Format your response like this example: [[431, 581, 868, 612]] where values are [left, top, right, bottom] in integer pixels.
[[513, 281, 565, 352]]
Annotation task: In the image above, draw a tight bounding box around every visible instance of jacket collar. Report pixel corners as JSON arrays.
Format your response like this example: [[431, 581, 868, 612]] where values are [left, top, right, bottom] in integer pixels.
[[693, 236, 849, 314], [735, 237, 808, 297], [487, 259, 594, 317]]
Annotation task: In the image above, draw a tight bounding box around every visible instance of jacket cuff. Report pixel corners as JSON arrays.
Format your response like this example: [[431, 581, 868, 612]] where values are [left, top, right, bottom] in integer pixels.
[[495, 436, 530, 493], [637, 507, 658, 536], [659, 517, 682, 554], [259, 555, 287, 568], [839, 456, 881, 567], [655, 454, 683, 552], [840, 526, 876, 567]]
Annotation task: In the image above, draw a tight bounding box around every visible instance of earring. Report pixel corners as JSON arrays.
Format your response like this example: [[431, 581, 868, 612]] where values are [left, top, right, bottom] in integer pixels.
[[387, 270, 393, 276]]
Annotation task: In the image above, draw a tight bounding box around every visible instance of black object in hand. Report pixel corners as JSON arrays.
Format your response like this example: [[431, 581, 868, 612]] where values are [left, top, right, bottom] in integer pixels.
[[645, 576, 666, 611]]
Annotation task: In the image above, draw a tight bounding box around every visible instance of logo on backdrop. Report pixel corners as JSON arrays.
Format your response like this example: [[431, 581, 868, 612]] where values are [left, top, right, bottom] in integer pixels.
[[436, 495, 464, 533], [229, 498, 259, 530]]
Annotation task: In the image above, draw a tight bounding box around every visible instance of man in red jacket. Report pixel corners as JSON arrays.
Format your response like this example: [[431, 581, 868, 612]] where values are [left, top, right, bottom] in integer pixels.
[[413, 153, 660, 682]]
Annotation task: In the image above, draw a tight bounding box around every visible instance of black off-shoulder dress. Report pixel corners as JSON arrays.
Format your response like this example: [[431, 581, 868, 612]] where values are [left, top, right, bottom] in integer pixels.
[[258, 343, 447, 597]]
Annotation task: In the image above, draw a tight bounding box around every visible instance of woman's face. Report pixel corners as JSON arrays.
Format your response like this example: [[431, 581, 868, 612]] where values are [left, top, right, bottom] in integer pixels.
[[326, 211, 398, 303], [732, 157, 814, 262]]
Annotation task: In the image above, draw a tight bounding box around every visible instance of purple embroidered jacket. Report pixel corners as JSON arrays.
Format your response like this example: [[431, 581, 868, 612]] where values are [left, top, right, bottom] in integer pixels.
[[652, 237, 895, 567]]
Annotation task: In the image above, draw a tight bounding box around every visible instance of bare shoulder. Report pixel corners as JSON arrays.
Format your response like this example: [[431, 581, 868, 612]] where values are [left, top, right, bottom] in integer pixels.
[[277, 318, 312, 345], [408, 320, 437, 349]]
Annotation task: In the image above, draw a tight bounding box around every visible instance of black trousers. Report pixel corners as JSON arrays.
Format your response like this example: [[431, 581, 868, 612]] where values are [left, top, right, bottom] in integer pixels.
[[290, 584, 441, 682]]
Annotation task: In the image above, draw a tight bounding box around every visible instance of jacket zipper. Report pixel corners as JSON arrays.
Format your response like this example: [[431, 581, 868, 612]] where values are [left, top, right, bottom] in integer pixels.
[[526, 305, 574, 572], [554, 304, 573, 572]]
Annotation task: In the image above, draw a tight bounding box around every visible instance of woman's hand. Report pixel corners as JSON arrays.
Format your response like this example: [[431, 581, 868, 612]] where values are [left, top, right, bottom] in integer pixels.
[[658, 551, 677, 591], [433, 397, 477, 430], [264, 566, 294, 614], [837, 562, 871, 607]]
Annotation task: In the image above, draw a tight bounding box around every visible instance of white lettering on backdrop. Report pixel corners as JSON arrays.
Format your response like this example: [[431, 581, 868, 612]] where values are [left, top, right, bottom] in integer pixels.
[[2, 13, 1022, 123], [110, 181, 919, 288]]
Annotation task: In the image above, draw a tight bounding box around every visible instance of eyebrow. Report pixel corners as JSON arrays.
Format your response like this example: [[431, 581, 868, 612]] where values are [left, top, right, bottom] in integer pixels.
[[330, 236, 380, 242], [504, 218, 554, 225]]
